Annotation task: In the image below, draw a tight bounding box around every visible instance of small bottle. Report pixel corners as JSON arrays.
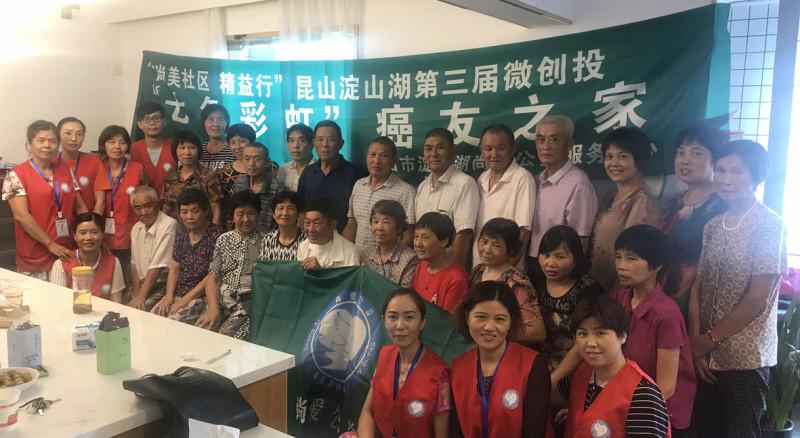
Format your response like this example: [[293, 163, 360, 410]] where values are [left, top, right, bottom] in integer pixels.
[[71, 266, 93, 314]]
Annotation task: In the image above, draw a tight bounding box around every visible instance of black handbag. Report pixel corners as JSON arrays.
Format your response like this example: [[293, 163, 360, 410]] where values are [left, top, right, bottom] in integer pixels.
[[122, 366, 260, 437]]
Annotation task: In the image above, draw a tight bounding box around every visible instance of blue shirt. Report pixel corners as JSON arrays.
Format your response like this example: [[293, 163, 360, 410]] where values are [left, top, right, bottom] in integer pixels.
[[297, 155, 367, 232]]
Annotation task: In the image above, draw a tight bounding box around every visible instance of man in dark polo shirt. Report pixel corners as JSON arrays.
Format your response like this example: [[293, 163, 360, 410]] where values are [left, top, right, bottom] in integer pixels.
[[298, 120, 367, 232]]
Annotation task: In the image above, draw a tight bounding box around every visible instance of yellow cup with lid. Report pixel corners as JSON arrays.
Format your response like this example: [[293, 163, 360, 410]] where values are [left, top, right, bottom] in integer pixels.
[[71, 266, 93, 314]]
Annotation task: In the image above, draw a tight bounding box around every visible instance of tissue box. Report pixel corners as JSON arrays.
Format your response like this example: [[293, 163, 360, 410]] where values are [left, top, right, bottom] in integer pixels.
[[96, 326, 131, 374], [7, 323, 42, 367], [72, 322, 99, 351]]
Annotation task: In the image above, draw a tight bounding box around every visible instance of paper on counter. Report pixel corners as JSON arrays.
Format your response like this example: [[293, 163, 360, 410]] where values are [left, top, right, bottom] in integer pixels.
[[188, 418, 241, 438]]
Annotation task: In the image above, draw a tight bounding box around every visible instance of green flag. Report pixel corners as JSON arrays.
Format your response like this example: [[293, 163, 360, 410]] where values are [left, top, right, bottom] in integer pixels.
[[134, 4, 730, 185], [250, 262, 471, 437]]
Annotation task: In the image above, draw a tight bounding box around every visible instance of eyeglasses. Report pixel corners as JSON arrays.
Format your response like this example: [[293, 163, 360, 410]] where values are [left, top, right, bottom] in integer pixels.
[[142, 115, 163, 124]]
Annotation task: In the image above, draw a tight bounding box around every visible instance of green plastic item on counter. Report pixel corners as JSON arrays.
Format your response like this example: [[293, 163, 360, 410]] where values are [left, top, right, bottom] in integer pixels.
[[95, 312, 131, 375]]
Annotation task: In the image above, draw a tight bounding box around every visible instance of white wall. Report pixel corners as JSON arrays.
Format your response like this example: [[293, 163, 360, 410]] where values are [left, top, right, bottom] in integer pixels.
[[117, 1, 282, 125], [0, 4, 124, 164], [361, 0, 713, 58]]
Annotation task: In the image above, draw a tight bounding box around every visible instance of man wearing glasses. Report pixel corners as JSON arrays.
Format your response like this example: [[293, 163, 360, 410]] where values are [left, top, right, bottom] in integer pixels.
[[130, 102, 176, 195]]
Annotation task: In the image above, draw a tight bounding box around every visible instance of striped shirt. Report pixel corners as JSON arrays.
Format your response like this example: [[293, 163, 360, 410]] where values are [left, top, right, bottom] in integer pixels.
[[415, 164, 480, 232], [259, 229, 307, 261], [361, 242, 419, 288], [347, 174, 416, 250], [198, 141, 235, 171], [232, 172, 286, 231], [276, 159, 314, 192], [585, 377, 669, 437]]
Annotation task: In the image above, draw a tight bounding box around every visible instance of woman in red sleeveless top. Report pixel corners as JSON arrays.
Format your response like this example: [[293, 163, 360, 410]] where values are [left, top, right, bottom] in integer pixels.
[[449, 281, 551, 438], [49, 212, 125, 302], [3, 120, 87, 279], [562, 294, 670, 438], [57, 116, 110, 214], [351, 288, 451, 438], [99, 125, 147, 288]]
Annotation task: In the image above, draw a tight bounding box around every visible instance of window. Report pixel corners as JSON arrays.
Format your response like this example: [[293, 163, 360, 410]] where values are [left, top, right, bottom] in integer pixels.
[[727, 1, 779, 147], [784, 12, 800, 261], [726, 1, 800, 261], [227, 32, 357, 61]]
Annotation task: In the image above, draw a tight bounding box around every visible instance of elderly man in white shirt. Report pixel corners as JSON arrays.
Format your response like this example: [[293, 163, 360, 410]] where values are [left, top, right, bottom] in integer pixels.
[[298, 198, 361, 269], [473, 124, 536, 267], [128, 185, 178, 311], [415, 128, 480, 268]]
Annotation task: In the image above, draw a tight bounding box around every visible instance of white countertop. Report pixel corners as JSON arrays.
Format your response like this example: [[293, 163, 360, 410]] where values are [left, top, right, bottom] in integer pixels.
[[0, 268, 295, 437]]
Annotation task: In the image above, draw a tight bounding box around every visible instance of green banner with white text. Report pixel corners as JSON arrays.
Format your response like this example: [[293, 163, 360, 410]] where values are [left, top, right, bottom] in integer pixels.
[[249, 263, 470, 437], [134, 4, 729, 185]]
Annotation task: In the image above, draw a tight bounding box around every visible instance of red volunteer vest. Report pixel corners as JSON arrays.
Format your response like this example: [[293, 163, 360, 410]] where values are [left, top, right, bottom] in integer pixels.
[[12, 160, 79, 272], [565, 360, 671, 438], [59, 152, 107, 212], [104, 161, 144, 249], [62, 251, 116, 297], [130, 139, 174, 195], [371, 345, 448, 438], [451, 342, 547, 438]]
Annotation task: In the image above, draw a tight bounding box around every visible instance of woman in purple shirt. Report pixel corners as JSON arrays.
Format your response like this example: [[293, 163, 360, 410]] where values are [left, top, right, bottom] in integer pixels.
[[612, 224, 696, 437]]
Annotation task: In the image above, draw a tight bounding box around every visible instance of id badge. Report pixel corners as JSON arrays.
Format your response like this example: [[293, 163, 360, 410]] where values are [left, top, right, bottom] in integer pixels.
[[105, 218, 116, 234], [55, 218, 69, 238]]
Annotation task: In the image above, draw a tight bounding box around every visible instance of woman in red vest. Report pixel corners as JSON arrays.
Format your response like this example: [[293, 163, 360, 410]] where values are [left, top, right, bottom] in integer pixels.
[[49, 212, 125, 302], [129, 102, 175, 195], [450, 281, 550, 438], [562, 294, 670, 438], [100, 125, 147, 287], [56, 116, 110, 214], [2, 120, 87, 280], [352, 288, 451, 438]]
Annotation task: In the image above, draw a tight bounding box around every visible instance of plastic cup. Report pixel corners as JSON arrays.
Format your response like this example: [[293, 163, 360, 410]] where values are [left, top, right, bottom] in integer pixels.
[[2, 290, 22, 307], [0, 388, 20, 432]]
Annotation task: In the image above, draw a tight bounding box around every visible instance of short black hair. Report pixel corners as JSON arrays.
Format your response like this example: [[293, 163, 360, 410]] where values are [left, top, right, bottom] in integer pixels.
[[538, 225, 590, 278], [424, 128, 454, 146], [201, 104, 230, 128], [382, 288, 427, 320], [313, 120, 343, 141], [136, 102, 165, 120], [416, 212, 456, 248], [714, 140, 769, 185], [26, 120, 57, 143], [245, 142, 270, 160], [171, 131, 203, 162], [98, 125, 132, 156], [227, 123, 257, 143], [73, 212, 105, 234], [479, 217, 522, 258], [570, 294, 630, 338], [675, 125, 725, 158], [601, 127, 652, 171], [57, 116, 86, 137], [229, 190, 261, 213], [286, 123, 313, 143], [615, 224, 672, 282], [305, 198, 338, 222], [371, 199, 407, 233], [479, 123, 515, 146], [270, 190, 306, 213], [452, 281, 523, 342], [176, 188, 211, 213], [369, 136, 398, 158]]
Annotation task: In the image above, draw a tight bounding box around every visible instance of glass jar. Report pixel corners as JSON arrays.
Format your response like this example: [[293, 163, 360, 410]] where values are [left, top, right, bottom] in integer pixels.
[[71, 266, 93, 314]]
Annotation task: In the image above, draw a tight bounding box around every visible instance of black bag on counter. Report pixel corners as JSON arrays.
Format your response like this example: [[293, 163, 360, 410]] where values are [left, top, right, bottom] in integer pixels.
[[122, 366, 259, 437]]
